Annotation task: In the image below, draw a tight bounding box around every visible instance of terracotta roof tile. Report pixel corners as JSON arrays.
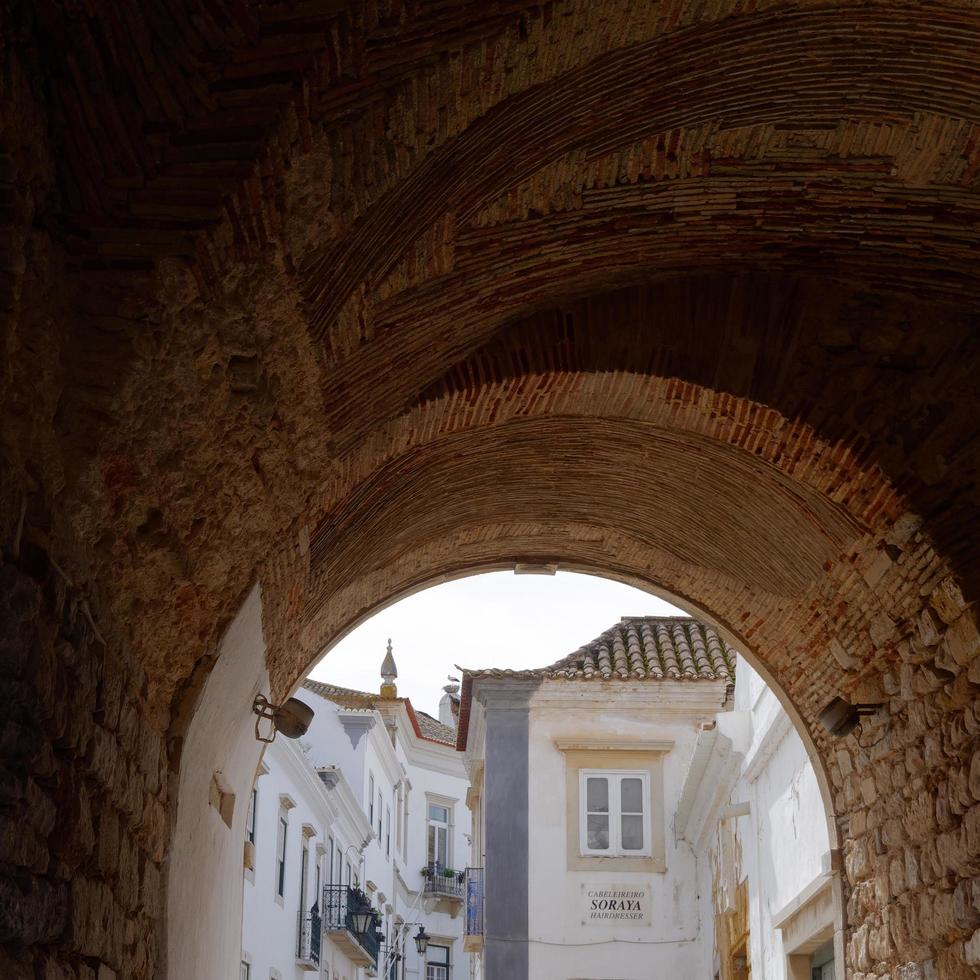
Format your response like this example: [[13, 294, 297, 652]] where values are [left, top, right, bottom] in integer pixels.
[[414, 711, 457, 746], [456, 616, 738, 750], [460, 616, 737, 685], [302, 678, 377, 708], [301, 679, 457, 745]]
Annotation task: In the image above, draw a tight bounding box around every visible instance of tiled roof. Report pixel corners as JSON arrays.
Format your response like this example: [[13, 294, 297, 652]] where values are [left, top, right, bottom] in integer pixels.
[[456, 617, 738, 751], [301, 679, 457, 746], [302, 678, 377, 709], [462, 617, 737, 683], [414, 711, 457, 746]]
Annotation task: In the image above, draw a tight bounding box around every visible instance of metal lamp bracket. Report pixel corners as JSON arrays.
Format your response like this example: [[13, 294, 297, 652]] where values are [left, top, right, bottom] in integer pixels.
[[253, 693, 278, 743]]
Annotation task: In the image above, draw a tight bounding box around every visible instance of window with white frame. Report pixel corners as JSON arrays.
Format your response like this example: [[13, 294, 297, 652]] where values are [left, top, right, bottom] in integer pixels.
[[426, 803, 450, 869], [395, 785, 402, 852], [299, 836, 309, 910], [245, 788, 257, 844], [240, 960, 250, 980], [580, 770, 650, 857], [369, 773, 375, 826], [377, 788, 383, 838], [401, 785, 410, 859], [425, 943, 450, 980], [275, 812, 288, 897], [385, 805, 391, 857]]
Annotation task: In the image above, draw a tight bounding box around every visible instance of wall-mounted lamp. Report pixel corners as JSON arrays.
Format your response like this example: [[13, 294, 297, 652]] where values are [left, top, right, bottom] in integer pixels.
[[818, 696, 877, 738], [252, 694, 314, 743], [350, 905, 375, 936], [413, 925, 429, 955]]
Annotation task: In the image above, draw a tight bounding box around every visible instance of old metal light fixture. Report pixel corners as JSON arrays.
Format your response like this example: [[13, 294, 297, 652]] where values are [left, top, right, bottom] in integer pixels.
[[350, 905, 375, 936], [252, 694, 315, 743], [414, 925, 429, 955], [818, 696, 877, 738]]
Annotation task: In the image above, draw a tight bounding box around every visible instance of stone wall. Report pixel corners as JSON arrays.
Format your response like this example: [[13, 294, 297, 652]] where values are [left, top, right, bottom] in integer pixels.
[[0, 548, 167, 980], [837, 579, 980, 979]]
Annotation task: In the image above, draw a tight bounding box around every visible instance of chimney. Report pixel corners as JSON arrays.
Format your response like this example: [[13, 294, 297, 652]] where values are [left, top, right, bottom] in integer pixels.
[[439, 676, 460, 729]]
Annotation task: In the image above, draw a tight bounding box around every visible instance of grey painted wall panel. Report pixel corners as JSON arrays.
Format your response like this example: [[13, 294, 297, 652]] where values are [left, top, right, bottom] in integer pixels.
[[484, 700, 530, 980]]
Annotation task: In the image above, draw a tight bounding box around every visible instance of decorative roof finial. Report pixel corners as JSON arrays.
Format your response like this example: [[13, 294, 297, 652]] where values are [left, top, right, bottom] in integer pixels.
[[380, 638, 398, 699]]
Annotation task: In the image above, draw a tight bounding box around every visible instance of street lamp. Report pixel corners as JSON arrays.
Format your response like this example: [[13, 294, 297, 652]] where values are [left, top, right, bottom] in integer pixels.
[[414, 925, 429, 956], [351, 906, 375, 936]]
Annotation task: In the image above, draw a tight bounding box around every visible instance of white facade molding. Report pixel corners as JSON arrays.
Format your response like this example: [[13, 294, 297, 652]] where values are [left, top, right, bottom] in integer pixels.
[[315, 764, 374, 848], [534, 677, 730, 714], [554, 737, 674, 753], [338, 710, 376, 749], [365, 710, 405, 787], [771, 854, 834, 930], [675, 710, 751, 849], [742, 688, 795, 783], [472, 678, 539, 711]]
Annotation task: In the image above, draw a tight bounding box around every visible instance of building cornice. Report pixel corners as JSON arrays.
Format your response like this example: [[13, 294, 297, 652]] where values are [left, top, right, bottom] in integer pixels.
[[675, 710, 751, 849], [472, 677, 540, 711], [316, 763, 374, 848], [554, 738, 675, 753], [338, 711, 376, 750], [274, 738, 338, 826], [742, 700, 795, 784]]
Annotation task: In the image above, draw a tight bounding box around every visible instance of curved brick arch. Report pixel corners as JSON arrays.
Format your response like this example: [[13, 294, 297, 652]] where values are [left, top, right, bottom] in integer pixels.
[[3, 3, 980, 980], [241, 354, 976, 978]]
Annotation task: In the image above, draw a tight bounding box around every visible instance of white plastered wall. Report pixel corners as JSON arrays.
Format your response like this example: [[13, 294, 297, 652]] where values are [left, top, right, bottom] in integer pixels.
[[165, 585, 269, 980]]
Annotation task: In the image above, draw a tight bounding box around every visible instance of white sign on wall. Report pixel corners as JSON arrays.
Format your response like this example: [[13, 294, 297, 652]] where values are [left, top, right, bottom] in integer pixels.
[[580, 883, 652, 926]]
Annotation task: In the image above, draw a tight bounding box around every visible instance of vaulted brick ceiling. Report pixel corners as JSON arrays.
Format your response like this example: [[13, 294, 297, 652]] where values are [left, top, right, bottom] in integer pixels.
[[4, 0, 979, 702], [4, 5, 980, 978]]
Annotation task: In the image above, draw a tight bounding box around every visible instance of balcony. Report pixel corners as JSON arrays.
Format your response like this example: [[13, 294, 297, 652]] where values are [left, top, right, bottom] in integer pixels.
[[296, 907, 321, 971], [321, 884, 382, 969], [421, 863, 466, 902], [463, 868, 484, 953]]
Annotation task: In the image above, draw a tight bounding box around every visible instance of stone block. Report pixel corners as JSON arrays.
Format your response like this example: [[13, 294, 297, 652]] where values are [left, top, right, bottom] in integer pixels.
[[929, 578, 967, 625], [943, 613, 979, 668], [965, 927, 980, 966]]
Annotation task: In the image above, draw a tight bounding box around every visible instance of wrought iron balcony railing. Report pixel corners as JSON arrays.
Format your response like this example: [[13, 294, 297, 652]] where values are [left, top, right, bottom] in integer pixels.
[[421, 862, 466, 900], [321, 884, 382, 969], [465, 868, 484, 937], [296, 906, 321, 970]]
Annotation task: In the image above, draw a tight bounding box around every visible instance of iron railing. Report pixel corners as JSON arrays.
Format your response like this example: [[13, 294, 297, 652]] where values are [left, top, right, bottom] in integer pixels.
[[321, 884, 381, 968], [296, 906, 321, 965], [422, 862, 466, 900], [465, 868, 484, 936]]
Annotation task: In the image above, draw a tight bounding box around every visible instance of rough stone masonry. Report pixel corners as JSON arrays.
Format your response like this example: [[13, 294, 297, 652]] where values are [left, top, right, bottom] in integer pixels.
[[1, 1, 979, 977]]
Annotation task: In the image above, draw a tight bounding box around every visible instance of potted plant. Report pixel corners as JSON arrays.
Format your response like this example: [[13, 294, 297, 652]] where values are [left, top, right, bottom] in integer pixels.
[[420, 866, 433, 878], [442, 867, 455, 879]]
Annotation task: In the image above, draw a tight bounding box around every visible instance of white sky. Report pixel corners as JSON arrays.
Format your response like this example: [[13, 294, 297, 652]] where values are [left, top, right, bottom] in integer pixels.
[[307, 570, 685, 718]]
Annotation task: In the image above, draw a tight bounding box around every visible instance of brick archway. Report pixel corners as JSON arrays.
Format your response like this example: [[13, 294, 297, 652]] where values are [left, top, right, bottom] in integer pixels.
[[240, 363, 974, 979], [3, 3, 980, 979]]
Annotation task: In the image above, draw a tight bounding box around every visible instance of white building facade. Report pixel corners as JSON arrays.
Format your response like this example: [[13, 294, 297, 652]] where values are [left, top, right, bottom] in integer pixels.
[[242, 647, 472, 980], [680, 658, 840, 980], [458, 616, 841, 980]]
